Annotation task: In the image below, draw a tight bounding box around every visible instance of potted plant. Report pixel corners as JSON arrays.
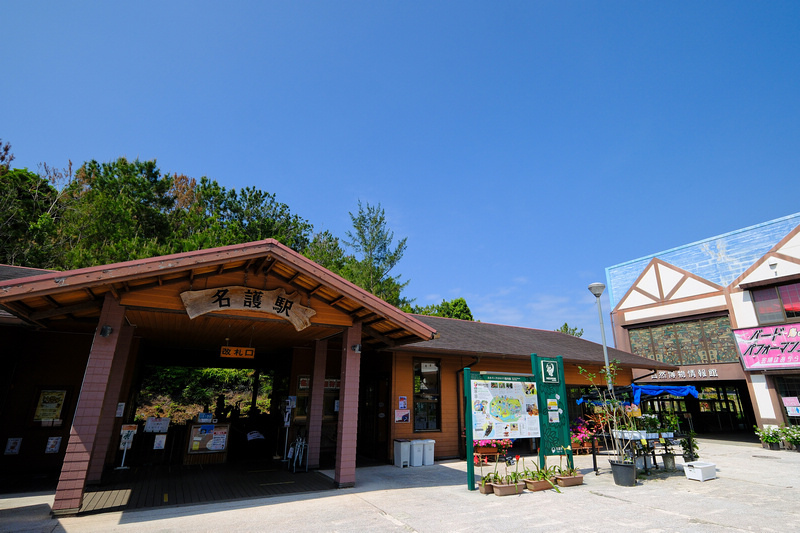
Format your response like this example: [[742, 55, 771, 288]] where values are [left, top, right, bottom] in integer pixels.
[[754, 425, 782, 450], [661, 438, 676, 470], [570, 418, 595, 454], [490, 456, 526, 496], [479, 462, 502, 494], [521, 458, 560, 492], [782, 424, 800, 451], [579, 360, 637, 486], [554, 465, 584, 487], [680, 431, 699, 461]]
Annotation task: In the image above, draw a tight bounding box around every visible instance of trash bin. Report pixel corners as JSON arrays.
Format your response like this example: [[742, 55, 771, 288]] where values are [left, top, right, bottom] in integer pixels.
[[422, 439, 435, 466], [394, 439, 410, 468], [410, 439, 424, 467]]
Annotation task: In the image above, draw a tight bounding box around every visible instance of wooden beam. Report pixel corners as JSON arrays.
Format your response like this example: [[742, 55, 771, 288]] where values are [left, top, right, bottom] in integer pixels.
[[30, 300, 103, 321], [309, 284, 325, 296], [0, 301, 47, 328]]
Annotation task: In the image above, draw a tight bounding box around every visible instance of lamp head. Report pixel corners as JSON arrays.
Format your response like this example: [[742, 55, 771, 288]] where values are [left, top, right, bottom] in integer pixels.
[[588, 282, 605, 298]]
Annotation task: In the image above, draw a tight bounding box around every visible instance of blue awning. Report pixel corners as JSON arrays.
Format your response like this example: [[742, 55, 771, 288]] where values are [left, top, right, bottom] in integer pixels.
[[631, 384, 699, 405]]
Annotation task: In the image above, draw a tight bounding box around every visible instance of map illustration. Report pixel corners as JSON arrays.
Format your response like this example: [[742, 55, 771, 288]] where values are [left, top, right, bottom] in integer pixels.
[[470, 377, 540, 440], [489, 396, 523, 422]]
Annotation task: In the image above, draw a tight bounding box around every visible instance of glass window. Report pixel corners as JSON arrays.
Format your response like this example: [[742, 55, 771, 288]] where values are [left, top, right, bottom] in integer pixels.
[[413, 359, 441, 431], [779, 284, 800, 319], [753, 287, 785, 324], [627, 316, 738, 365]]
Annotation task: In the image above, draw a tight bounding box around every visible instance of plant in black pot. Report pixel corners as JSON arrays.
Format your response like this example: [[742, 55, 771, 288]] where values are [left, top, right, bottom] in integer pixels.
[[680, 431, 699, 461], [578, 360, 637, 486]]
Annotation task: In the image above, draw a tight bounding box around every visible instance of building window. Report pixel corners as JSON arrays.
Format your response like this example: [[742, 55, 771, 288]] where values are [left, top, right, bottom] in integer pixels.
[[752, 282, 800, 324], [413, 359, 441, 431], [627, 315, 738, 365]]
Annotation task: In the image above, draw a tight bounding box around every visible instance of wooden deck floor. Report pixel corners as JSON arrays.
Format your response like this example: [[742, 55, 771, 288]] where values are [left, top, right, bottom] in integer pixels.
[[80, 461, 335, 515]]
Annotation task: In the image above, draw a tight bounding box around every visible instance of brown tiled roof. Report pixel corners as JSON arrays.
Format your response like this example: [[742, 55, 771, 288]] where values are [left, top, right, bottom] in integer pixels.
[[0, 264, 53, 281], [396, 315, 676, 370]]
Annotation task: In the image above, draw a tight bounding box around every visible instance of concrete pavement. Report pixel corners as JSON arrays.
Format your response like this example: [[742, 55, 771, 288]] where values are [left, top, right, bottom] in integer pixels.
[[2, 437, 799, 532]]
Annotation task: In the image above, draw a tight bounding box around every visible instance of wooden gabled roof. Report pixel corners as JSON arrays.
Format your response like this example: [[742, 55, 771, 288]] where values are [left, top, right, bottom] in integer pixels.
[[397, 315, 677, 371], [0, 240, 437, 351]]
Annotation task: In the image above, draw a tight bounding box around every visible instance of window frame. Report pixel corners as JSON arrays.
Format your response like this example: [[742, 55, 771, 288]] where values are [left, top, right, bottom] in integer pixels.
[[412, 358, 442, 433], [752, 281, 800, 325]]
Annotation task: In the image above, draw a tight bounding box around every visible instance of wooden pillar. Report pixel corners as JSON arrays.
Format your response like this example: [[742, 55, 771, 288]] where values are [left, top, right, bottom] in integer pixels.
[[307, 339, 327, 469], [52, 293, 126, 516], [87, 324, 135, 483], [334, 323, 362, 488]]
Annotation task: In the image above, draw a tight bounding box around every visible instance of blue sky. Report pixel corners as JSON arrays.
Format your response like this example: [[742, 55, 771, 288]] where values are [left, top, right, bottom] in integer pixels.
[[5, 2, 800, 345]]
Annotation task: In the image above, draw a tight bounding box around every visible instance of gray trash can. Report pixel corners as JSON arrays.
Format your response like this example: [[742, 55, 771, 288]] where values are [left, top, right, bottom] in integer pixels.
[[410, 439, 424, 467], [422, 439, 435, 465], [394, 439, 410, 468]]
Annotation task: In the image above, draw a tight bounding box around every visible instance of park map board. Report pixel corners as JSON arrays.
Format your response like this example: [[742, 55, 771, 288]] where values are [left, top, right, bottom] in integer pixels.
[[470, 375, 540, 440]]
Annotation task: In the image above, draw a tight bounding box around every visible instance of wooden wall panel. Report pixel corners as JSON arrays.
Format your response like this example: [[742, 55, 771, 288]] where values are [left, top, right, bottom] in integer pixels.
[[389, 352, 633, 460]]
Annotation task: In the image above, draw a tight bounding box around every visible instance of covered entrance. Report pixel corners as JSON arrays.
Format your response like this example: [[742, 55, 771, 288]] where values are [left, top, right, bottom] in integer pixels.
[[0, 239, 436, 515]]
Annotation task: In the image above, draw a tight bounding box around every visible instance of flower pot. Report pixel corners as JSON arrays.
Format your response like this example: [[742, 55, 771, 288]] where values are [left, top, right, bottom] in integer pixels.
[[762, 442, 781, 451], [555, 474, 584, 487], [474, 446, 497, 455], [609, 460, 637, 487], [634, 455, 653, 470], [490, 482, 526, 496], [524, 478, 554, 492], [662, 453, 676, 470], [479, 482, 493, 494]]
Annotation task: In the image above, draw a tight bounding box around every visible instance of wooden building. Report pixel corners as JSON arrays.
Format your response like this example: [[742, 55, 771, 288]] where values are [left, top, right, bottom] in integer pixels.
[[0, 239, 672, 514]]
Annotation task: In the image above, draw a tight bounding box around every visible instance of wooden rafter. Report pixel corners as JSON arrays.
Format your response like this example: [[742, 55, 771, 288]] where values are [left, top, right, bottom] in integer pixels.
[[30, 300, 102, 321]]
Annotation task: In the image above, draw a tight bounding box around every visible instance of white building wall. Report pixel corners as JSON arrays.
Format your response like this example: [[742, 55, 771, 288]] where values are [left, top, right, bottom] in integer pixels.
[[749, 374, 776, 420]]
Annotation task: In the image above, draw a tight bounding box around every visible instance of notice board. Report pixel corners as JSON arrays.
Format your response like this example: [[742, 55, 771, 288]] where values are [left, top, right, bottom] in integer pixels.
[[187, 424, 230, 454]]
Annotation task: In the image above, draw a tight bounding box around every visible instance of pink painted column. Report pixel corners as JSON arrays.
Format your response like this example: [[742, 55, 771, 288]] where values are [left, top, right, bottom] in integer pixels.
[[334, 323, 362, 488], [52, 293, 126, 516], [87, 324, 135, 483], [307, 339, 327, 469]]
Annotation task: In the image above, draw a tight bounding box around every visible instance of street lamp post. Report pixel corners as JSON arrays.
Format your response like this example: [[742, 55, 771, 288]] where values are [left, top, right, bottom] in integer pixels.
[[588, 282, 614, 397]]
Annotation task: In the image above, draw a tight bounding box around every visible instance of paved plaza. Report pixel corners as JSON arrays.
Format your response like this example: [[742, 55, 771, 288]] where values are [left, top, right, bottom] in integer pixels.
[[2, 437, 798, 533]]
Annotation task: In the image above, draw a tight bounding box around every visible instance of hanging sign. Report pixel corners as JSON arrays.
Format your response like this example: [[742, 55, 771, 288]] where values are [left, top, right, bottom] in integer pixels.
[[181, 286, 317, 331], [220, 346, 255, 359]]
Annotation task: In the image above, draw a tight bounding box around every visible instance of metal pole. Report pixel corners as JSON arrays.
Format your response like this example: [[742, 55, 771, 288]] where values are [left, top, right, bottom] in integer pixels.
[[594, 294, 614, 397]]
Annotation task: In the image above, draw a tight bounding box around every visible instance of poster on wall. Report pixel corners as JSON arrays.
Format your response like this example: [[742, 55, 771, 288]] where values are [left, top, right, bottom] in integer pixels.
[[33, 390, 66, 423], [188, 424, 230, 453], [45, 437, 62, 454], [144, 417, 170, 433], [469, 375, 540, 440], [395, 409, 410, 423], [153, 434, 167, 450], [5, 438, 21, 455]]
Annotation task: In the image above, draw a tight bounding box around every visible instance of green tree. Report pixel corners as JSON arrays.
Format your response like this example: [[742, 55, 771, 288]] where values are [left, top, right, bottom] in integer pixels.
[[169, 176, 312, 253], [556, 322, 583, 337], [0, 167, 61, 267], [342, 201, 410, 307], [405, 297, 474, 321], [304, 230, 347, 274], [58, 158, 176, 268]]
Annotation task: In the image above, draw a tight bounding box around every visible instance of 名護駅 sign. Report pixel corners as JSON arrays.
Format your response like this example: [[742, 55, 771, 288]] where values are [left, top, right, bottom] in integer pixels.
[[181, 286, 316, 331]]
